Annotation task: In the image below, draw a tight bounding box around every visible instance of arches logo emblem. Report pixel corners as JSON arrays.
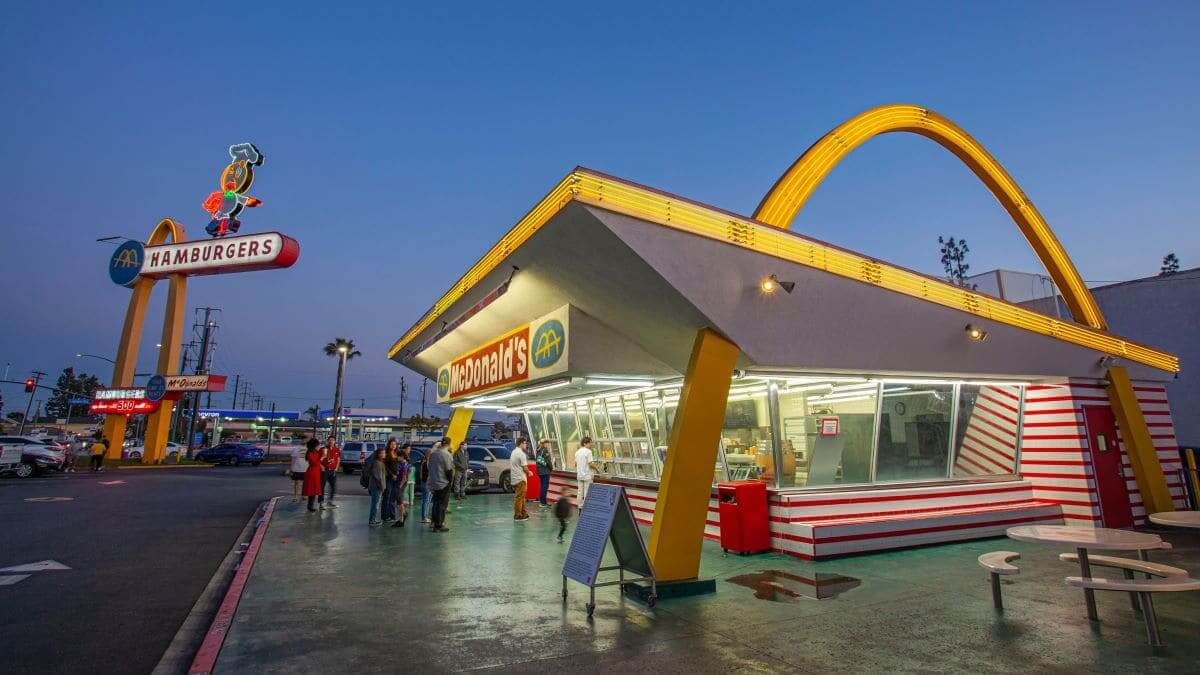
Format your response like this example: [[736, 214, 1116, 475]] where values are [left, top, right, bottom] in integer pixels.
[[437, 368, 450, 398], [531, 319, 565, 369], [109, 240, 145, 287]]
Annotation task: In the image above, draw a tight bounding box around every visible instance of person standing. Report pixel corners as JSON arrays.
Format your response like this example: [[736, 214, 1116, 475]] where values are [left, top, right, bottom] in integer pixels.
[[89, 436, 108, 472], [289, 444, 309, 502], [534, 439, 553, 507], [320, 435, 341, 509], [302, 438, 324, 513], [382, 439, 400, 522], [510, 438, 530, 521], [574, 437, 596, 508], [392, 443, 414, 528], [553, 496, 573, 543], [427, 437, 454, 532], [452, 441, 470, 503], [419, 443, 434, 524], [367, 447, 387, 526]]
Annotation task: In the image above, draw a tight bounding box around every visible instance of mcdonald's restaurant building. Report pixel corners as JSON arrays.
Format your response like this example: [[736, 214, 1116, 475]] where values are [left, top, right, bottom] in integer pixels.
[[389, 109, 1187, 569]]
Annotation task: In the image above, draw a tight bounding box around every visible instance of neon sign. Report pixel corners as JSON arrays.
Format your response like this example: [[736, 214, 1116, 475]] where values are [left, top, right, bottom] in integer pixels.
[[204, 143, 264, 238], [91, 388, 158, 415]]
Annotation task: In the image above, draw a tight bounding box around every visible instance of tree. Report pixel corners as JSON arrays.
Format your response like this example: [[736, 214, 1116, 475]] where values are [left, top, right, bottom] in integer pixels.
[[938, 236, 973, 287], [406, 414, 441, 436], [322, 338, 362, 441], [492, 420, 510, 438], [1160, 253, 1180, 276], [305, 404, 321, 436], [44, 368, 100, 419], [6, 411, 25, 423]]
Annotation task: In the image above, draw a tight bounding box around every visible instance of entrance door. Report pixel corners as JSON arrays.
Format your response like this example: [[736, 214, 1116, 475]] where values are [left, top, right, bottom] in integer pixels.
[[1082, 405, 1133, 528]]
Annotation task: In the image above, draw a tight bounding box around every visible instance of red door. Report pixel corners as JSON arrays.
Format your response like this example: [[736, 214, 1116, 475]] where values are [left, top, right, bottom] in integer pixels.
[[1082, 405, 1133, 528]]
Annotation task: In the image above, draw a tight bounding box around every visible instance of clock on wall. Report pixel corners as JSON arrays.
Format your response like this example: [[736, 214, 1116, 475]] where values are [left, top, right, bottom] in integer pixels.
[[893, 401, 907, 415]]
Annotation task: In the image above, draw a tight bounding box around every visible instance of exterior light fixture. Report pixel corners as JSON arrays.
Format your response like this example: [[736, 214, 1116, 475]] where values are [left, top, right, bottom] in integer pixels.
[[1098, 355, 1118, 368], [338, 345, 348, 353], [760, 274, 794, 294], [965, 324, 988, 342]]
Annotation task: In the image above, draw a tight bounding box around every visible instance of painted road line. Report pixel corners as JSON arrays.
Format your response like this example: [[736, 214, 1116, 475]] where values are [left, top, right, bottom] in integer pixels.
[[24, 497, 74, 502], [187, 497, 278, 675], [0, 575, 31, 586], [0, 560, 72, 573], [98, 480, 127, 485]]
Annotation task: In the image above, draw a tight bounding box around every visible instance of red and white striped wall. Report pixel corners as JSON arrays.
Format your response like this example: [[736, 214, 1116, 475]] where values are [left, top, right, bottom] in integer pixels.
[[1020, 379, 1188, 526], [547, 474, 1059, 560], [953, 385, 1021, 477]]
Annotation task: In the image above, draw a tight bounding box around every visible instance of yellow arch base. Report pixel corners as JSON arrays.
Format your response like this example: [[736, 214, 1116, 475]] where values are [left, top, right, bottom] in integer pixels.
[[647, 328, 739, 581], [102, 218, 189, 462], [446, 407, 474, 451]]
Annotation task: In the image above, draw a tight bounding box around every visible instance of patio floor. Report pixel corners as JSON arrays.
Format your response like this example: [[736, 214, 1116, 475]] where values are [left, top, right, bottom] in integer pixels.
[[214, 490, 1200, 673]]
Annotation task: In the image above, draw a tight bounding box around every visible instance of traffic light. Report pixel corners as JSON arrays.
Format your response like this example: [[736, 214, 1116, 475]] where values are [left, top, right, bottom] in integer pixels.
[[24, 378, 35, 393]]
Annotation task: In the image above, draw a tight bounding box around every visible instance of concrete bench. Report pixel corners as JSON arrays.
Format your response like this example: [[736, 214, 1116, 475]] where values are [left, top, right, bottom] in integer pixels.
[[978, 551, 1020, 610], [1065, 576, 1200, 646]]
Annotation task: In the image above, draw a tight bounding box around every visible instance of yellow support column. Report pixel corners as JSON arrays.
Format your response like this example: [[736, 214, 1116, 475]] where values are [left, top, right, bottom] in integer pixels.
[[648, 328, 739, 582], [1106, 366, 1174, 514], [102, 278, 155, 459], [142, 275, 188, 463], [446, 407, 474, 450]]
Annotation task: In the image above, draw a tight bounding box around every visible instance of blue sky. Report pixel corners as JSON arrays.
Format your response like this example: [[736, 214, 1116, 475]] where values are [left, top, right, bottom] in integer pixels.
[[1, 1, 1196, 416]]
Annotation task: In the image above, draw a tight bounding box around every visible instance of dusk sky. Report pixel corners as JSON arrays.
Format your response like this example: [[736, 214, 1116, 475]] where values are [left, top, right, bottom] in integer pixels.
[[2, 2, 1196, 418]]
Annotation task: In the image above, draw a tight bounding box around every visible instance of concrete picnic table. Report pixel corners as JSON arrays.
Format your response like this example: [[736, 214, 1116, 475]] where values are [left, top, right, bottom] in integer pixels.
[[1148, 511, 1200, 529], [1006, 525, 1163, 621]]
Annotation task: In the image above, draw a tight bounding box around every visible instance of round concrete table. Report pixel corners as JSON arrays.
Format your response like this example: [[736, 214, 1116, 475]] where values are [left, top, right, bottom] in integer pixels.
[[1007, 525, 1163, 621], [1149, 511, 1200, 529]]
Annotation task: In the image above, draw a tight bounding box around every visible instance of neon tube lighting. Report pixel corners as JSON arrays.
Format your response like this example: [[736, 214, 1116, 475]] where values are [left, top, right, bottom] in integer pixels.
[[519, 380, 571, 395], [809, 394, 872, 405], [585, 378, 653, 387]]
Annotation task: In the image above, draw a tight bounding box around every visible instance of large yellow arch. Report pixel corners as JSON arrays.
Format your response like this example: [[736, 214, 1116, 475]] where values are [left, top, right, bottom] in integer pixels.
[[754, 103, 1107, 331], [101, 218, 189, 462]]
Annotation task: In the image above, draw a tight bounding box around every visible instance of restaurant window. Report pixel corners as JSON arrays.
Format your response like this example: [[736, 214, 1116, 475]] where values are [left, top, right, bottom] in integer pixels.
[[556, 406, 581, 469], [951, 384, 1021, 476], [719, 383, 774, 484], [776, 380, 878, 487], [526, 412, 545, 449], [874, 382, 954, 482], [606, 398, 628, 437]]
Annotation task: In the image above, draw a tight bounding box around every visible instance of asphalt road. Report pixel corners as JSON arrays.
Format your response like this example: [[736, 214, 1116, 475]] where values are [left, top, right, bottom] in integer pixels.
[[0, 465, 287, 675]]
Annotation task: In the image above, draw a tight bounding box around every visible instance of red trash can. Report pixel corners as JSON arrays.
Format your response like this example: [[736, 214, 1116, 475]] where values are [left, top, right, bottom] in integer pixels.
[[717, 480, 770, 555]]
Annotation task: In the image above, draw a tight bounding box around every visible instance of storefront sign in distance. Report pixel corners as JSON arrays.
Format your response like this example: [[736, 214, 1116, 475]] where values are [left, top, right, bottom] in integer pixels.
[[90, 388, 158, 415]]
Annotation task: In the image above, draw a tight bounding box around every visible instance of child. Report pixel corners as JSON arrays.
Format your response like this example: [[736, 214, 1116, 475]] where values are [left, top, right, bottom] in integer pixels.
[[392, 446, 414, 528], [553, 496, 572, 543]]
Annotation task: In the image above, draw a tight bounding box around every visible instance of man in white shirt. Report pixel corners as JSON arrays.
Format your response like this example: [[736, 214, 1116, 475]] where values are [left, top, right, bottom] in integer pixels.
[[510, 438, 530, 521], [574, 436, 596, 508], [289, 445, 309, 503]]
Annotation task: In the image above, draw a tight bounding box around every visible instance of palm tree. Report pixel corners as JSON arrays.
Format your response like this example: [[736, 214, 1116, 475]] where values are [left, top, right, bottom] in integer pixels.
[[323, 338, 362, 441], [305, 404, 320, 438]]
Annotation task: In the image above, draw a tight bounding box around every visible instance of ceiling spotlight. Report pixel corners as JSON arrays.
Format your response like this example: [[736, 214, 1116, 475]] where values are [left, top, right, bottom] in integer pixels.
[[761, 274, 795, 294], [965, 324, 988, 342]]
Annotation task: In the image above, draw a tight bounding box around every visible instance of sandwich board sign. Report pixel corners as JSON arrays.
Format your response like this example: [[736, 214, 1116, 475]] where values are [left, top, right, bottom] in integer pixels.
[[561, 483, 656, 616]]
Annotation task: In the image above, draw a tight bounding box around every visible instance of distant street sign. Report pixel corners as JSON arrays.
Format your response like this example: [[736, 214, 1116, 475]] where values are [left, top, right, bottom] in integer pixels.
[[68, 398, 91, 405]]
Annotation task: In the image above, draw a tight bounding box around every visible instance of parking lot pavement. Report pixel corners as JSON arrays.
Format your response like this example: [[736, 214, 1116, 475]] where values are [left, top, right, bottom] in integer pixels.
[[0, 466, 287, 675]]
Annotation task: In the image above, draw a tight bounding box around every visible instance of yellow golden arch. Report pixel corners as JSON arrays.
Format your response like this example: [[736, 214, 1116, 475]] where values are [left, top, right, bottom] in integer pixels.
[[101, 218, 189, 462]]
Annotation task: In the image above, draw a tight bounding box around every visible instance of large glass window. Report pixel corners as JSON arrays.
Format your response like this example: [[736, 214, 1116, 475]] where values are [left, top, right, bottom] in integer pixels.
[[874, 382, 954, 482], [719, 384, 774, 483], [556, 407, 581, 469], [776, 380, 878, 487], [952, 384, 1021, 476]]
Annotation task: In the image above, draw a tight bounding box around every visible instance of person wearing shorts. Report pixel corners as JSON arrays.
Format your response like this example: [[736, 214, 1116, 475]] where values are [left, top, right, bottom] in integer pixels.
[[290, 445, 309, 502]]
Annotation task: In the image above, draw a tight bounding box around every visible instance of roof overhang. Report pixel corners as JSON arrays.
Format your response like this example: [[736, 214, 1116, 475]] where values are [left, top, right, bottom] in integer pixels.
[[390, 169, 1179, 379]]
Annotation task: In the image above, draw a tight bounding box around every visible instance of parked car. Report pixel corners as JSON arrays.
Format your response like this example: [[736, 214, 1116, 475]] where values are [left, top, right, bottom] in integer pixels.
[[0, 435, 66, 478], [339, 440, 387, 474], [465, 444, 517, 491], [195, 443, 265, 466], [124, 442, 184, 461], [466, 460, 491, 492]]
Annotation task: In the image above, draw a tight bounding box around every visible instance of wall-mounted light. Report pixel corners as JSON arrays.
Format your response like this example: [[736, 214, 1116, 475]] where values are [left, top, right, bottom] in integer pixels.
[[965, 324, 988, 342], [760, 274, 795, 294], [1098, 355, 1118, 368]]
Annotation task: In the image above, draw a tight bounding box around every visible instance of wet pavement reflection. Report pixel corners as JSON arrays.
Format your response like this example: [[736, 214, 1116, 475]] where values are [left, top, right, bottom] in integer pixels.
[[727, 569, 862, 601]]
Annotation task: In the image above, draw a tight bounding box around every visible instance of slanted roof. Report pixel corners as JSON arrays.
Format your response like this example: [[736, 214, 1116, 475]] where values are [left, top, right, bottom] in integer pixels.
[[389, 169, 1178, 376]]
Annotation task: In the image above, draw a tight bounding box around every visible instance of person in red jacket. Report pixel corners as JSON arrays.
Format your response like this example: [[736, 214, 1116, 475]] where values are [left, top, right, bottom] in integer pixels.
[[302, 438, 324, 512], [319, 435, 341, 510]]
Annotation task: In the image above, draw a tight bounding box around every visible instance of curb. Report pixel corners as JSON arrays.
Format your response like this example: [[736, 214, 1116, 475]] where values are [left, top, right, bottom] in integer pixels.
[[117, 464, 216, 470], [186, 497, 278, 675]]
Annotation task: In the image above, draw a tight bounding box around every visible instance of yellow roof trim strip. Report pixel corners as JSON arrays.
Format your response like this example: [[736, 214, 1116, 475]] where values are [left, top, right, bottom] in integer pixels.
[[388, 170, 1178, 373]]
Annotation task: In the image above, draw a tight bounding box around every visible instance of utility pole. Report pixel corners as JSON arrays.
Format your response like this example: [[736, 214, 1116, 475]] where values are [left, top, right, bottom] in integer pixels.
[[18, 370, 46, 435], [185, 307, 218, 458], [230, 374, 240, 410], [399, 377, 406, 419], [266, 401, 276, 457], [420, 378, 427, 417]]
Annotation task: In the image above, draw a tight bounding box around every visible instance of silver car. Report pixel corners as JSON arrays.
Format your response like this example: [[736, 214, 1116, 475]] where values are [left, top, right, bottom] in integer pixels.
[[0, 436, 66, 478]]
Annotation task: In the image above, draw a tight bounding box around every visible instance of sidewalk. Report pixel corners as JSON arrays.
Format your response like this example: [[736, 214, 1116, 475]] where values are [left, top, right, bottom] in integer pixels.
[[214, 491, 1200, 673]]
